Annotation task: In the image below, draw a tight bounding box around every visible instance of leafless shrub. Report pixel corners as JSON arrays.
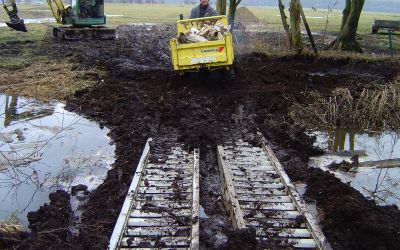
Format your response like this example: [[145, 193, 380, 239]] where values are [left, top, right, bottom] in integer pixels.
[[290, 83, 400, 131]]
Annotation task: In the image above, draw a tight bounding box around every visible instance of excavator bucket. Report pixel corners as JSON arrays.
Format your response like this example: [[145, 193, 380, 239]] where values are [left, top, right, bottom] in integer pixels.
[[6, 19, 27, 32], [3, 0, 27, 32]]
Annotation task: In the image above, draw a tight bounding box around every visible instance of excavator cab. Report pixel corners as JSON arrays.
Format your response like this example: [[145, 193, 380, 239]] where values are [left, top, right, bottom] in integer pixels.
[[2, 0, 27, 32], [48, 0, 114, 40], [47, 0, 105, 26]]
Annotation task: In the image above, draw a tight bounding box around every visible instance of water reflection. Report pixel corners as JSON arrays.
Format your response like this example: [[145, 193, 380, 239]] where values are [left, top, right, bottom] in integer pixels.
[[327, 128, 356, 152], [3, 96, 54, 128], [0, 95, 115, 225], [310, 129, 400, 207]]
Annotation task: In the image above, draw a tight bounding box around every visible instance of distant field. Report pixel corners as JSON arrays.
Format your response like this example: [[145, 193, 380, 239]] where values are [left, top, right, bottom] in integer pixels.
[[1, 3, 399, 31], [247, 7, 400, 34], [0, 3, 399, 49]]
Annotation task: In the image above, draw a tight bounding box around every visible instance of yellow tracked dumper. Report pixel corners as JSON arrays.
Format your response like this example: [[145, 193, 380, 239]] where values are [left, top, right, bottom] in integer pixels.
[[170, 15, 234, 72]]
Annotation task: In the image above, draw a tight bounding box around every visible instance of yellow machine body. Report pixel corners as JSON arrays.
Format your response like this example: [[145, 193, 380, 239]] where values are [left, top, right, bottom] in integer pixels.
[[169, 15, 234, 72]]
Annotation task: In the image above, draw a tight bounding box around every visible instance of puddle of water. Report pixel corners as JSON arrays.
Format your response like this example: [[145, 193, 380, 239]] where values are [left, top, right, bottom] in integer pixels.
[[0, 95, 115, 226], [0, 17, 55, 28], [29, 9, 50, 12], [106, 14, 125, 17], [309, 129, 400, 207], [199, 205, 209, 219]]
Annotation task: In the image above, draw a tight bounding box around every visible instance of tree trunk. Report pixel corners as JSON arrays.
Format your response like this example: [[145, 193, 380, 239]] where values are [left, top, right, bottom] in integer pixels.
[[216, 0, 226, 15], [341, 0, 351, 31], [228, 0, 241, 27], [289, 0, 302, 54], [277, 0, 292, 47], [332, 0, 365, 52], [299, 2, 318, 54]]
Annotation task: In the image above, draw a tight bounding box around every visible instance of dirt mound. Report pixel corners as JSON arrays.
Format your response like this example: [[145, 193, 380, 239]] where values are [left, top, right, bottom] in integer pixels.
[[306, 168, 400, 250], [17, 190, 76, 250], [235, 7, 260, 24]]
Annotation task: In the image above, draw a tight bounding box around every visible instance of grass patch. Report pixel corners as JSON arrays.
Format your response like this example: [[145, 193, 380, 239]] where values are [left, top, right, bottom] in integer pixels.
[[104, 3, 191, 24], [246, 6, 400, 34], [0, 60, 101, 101], [0, 24, 52, 72], [0, 23, 50, 43]]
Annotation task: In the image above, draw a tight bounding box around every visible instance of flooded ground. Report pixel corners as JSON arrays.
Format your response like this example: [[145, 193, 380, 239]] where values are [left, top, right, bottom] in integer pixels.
[[0, 94, 114, 226], [310, 129, 400, 207], [0, 17, 55, 28]]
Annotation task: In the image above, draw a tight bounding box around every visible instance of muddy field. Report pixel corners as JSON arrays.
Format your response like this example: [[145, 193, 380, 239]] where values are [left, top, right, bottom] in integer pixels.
[[2, 24, 400, 249]]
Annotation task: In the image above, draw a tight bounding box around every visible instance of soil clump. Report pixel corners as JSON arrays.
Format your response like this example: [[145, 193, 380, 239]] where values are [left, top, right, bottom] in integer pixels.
[[17, 190, 76, 250], [235, 7, 260, 24]]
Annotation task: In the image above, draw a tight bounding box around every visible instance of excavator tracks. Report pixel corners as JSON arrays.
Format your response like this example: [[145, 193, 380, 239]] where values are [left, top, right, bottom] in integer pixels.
[[109, 138, 200, 249], [53, 26, 116, 40], [217, 132, 329, 249], [109, 134, 329, 249]]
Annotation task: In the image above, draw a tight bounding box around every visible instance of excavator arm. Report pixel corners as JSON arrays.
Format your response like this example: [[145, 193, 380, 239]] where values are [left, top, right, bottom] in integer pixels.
[[2, 0, 69, 32], [2, 0, 27, 32], [47, 0, 71, 24]]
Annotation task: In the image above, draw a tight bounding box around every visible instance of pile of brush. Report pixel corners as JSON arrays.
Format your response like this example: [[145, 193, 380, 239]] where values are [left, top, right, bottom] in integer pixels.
[[177, 23, 229, 44]]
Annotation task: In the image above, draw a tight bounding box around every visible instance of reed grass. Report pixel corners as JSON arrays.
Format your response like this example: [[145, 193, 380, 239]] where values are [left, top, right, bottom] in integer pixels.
[[290, 82, 400, 131]]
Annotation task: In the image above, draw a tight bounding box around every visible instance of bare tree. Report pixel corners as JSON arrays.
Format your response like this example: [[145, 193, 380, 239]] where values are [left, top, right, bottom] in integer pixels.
[[331, 0, 365, 52], [216, 0, 226, 15], [278, 0, 291, 47], [227, 0, 241, 27], [289, 0, 302, 53]]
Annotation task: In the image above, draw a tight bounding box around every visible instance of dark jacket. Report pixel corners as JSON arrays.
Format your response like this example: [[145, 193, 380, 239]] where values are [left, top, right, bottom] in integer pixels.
[[190, 4, 217, 18]]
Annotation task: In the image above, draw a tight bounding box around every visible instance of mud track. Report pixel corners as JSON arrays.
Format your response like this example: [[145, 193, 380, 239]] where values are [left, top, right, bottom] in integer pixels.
[[14, 25, 400, 249]]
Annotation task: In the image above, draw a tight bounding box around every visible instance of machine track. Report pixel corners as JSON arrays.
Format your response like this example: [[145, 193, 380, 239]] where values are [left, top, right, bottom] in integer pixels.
[[53, 26, 116, 40], [109, 133, 329, 249], [108, 138, 200, 249], [217, 132, 329, 249]]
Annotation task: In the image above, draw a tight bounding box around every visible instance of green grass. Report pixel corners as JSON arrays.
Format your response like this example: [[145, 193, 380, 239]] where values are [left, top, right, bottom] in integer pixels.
[[0, 23, 50, 43], [104, 3, 191, 24], [0, 23, 51, 69]]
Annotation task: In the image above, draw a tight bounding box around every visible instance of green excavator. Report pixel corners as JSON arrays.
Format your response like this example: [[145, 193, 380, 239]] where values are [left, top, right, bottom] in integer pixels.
[[2, 0, 115, 40]]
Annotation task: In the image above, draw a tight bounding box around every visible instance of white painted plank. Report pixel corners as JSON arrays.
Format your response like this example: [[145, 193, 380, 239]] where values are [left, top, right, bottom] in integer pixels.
[[125, 226, 191, 237], [243, 210, 300, 219], [190, 148, 200, 250], [133, 200, 192, 211], [127, 217, 191, 227], [139, 180, 192, 187], [240, 202, 296, 211], [135, 193, 191, 201], [108, 138, 152, 250], [130, 209, 192, 218], [217, 145, 246, 230], [234, 182, 285, 189], [137, 187, 192, 194], [256, 228, 312, 238], [120, 236, 190, 247], [257, 131, 330, 250], [237, 195, 292, 203]]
